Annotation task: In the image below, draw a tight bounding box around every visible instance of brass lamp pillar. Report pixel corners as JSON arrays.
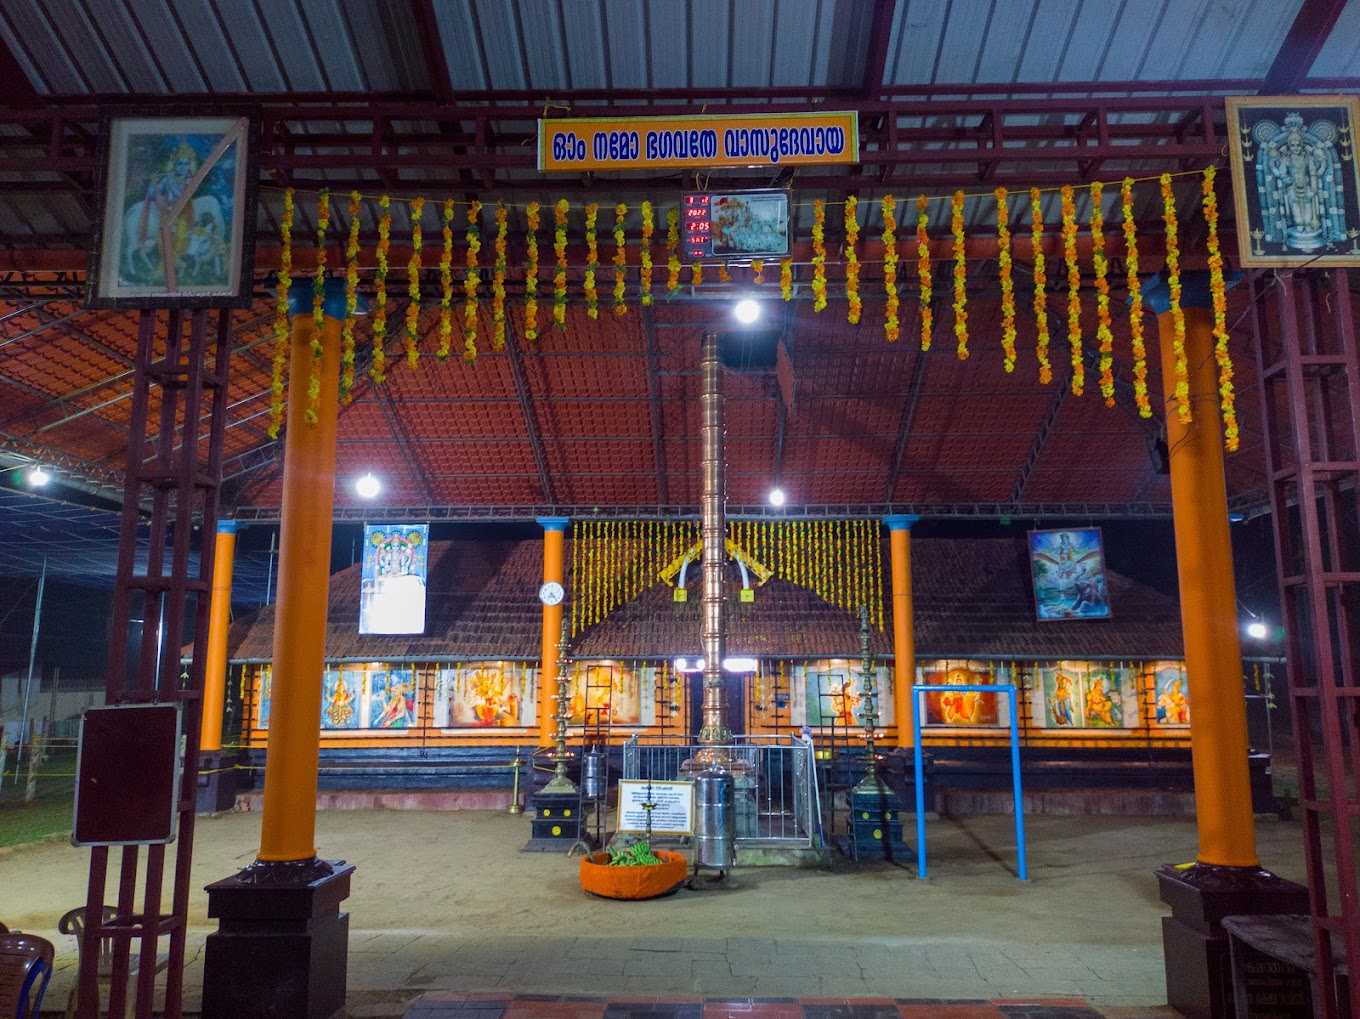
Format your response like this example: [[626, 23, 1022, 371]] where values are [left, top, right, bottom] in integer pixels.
[[542, 620, 577, 794], [852, 603, 885, 795], [697, 329, 731, 751]]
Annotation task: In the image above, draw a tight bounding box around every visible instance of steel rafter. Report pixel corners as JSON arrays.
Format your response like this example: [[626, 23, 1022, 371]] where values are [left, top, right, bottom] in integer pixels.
[[1262, 0, 1350, 94], [641, 307, 669, 504], [375, 386, 436, 505], [502, 333, 556, 505]]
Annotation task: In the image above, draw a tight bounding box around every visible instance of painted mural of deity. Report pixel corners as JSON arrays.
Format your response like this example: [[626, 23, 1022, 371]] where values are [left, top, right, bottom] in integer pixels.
[[256, 666, 271, 729], [368, 669, 417, 729], [1034, 662, 1136, 729], [568, 662, 642, 725], [1029, 528, 1111, 620], [920, 661, 1001, 727], [1254, 112, 1349, 254], [799, 661, 894, 728], [322, 670, 360, 729], [435, 663, 533, 728], [1153, 662, 1191, 727]]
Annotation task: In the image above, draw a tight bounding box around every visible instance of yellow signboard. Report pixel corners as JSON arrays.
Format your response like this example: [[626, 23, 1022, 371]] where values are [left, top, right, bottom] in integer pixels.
[[538, 111, 859, 173]]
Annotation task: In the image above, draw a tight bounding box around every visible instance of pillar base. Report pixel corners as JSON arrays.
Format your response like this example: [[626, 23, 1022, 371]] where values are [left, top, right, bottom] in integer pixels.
[[522, 792, 591, 852], [1158, 863, 1309, 1019], [202, 859, 354, 1019], [846, 781, 915, 863], [195, 750, 238, 813]]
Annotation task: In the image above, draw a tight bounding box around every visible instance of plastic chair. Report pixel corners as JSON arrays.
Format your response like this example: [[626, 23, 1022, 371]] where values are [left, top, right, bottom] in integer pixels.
[[0, 931, 54, 1019], [58, 907, 168, 1019]]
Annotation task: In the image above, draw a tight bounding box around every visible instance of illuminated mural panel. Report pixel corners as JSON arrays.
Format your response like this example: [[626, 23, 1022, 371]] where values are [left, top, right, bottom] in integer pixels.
[[797, 660, 894, 728], [565, 661, 656, 726], [434, 662, 536, 728], [917, 660, 1010, 727], [1031, 661, 1138, 729], [1152, 661, 1191, 727]]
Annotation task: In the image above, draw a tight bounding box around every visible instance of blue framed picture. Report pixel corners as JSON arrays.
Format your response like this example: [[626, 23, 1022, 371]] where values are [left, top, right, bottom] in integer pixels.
[[1028, 528, 1111, 621]]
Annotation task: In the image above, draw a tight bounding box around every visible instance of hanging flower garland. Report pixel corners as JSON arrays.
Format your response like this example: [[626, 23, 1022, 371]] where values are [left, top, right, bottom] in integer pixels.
[[307, 187, 330, 425], [268, 186, 295, 439], [613, 202, 628, 315], [1122, 178, 1150, 417], [1161, 172, 1190, 423], [915, 194, 931, 351], [437, 200, 454, 359], [811, 198, 828, 312], [752, 259, 766, 285], [666, 207, 681, 292], [1060, 184, 1083, 395], [882, 194, 899, 342], [1089, 181, 1114, 407], [463, 199, 482, 363], [639, 201, 654, 305], [779, 258, 792, 301], [1203, 165, 1237, 450], [951, 189, 968, 360], [406, 196, 424, 368], [691, 260, 703, 286], [492, 201, 508, 350], [995, 187, 1016, 372], [844, 196, 861, 324], [584, 203, 599, 318], [372, 194, 390, 385], [1031, 187, 1051, 384], [341, 190, 360, 402], [554, 199, 569, 325], [717, 263, 732, 284], [523, 201, 540, 341]]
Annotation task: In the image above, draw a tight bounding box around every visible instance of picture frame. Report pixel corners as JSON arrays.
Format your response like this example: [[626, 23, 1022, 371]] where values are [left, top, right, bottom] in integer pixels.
[[1225, 95, 1360, 268], [87, 109, 261, 308], [1028, 527, 1112, 621]]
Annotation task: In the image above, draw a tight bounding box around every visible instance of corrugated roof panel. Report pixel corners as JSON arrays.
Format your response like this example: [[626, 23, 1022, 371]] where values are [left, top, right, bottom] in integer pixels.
[[1309, 0, 1360, 79], [336, 0, 428, 91]]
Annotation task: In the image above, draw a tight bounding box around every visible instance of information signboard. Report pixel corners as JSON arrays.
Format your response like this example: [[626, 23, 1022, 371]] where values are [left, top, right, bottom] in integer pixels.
[[73, 704, 182, 847], [616, 779, 695, 836]]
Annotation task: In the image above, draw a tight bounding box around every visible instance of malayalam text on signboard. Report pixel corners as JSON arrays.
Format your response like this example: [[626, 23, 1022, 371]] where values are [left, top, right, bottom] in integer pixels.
[[616, 779, 695, 836], [538, 111, 858, 173]]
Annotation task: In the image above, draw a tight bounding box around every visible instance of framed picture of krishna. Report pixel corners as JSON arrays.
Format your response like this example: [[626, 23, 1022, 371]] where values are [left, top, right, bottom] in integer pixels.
[[87, 110, 260, 308]]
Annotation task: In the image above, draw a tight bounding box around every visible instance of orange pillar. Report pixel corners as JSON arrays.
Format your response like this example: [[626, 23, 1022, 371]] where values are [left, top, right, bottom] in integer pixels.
[[537, 517, 568, 747], [200, 519, 237, 752], [884, 515, 918, 747], [257, 283, 343, 863], [1155, 282, 1258, 869]]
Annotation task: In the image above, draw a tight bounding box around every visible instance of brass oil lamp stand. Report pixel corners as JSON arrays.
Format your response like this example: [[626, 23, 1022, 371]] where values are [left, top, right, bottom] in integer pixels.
[[542, 619, 578, 794]]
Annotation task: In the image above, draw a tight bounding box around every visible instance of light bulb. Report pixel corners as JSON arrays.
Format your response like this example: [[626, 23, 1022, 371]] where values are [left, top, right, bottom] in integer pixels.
[[355, 473, 381, 499], [1246, 621, 1268, 640], [27, 467, 50, 487], [768, 487, 786, 507], [734, 298, 761, 324]]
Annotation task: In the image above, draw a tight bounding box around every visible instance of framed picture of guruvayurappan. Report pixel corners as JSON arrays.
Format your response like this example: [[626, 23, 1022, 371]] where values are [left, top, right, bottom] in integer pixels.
[[1225, 95, 1360, 268], [87, 111, 260, 308]]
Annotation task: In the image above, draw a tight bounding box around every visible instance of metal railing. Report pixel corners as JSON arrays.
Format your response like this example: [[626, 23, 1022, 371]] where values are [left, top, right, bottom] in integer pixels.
[[621, 733, 824, 850]]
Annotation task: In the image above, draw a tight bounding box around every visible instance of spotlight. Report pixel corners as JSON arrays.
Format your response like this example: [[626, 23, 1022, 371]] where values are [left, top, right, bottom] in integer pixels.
[[1246, 621, 1268, 640], [355, 473, 382, 499], [733, 298, 761, 324], [722, 657, 758, 673], [27, 466, 50, 487], [768, 487, 786, 507]]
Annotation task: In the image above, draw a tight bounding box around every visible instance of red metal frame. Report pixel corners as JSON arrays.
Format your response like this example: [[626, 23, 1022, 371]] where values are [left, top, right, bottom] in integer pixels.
[[77, 308, 232, 1018], [1251, 268, 1360, 1019]]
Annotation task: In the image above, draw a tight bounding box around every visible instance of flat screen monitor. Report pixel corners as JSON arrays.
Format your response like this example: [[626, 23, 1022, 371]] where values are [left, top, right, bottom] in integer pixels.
[[683, 191, 789, 260]]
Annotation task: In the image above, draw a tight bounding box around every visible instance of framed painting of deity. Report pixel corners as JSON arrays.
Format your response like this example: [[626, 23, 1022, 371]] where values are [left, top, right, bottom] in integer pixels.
[[1225, 95, 1360, 268], [919, 660, 1007, 728], [87, 110, 261, 308], [1028, 528, 1111, 621], [1032, 661, 1138, 730], [1151, 661, 1191, 728], [803, 660, 893, 728], [434, 662, 536, 728]]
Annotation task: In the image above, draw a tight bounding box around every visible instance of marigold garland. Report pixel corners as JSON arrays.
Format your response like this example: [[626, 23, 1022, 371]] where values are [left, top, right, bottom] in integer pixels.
[[951, 190, 968, 360], [639, 201, 654, 305], [406, 196, 424, 368], [691, 261, 703, 286], [1031, 187, 1051, 384], [341, 190, 360, 402], [882, 194, 899, 342], [554, 199, 569, 325], [584, 203, 599, 319], [666, 208, 681, 292], [268, 186, 295, 439], [464, 199, 482, 363], [779, 258, 792, 301], [1060, 184, 1083, 395], [752, 258, 765, 285], [1161, 172, 1190, 423], [613, 202, 628, 315], [915, 194, 931, 350], [1090, 181, 1114, 406], [372, 194, 390, 385], [995, 187, 1016, 372], [717, 263, 731, 283], [811, 198, 827, 312], [844, 196, 861, 324], [303, 188, 331, 424], [1122, 178, 1150, 417], [438, 199, 455, 358], [1203, 165, 1237, 450], [491, 201, 508, 350]]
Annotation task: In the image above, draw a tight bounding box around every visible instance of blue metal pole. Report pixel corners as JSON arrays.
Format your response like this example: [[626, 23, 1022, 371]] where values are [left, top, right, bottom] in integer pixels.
[[913, 684, 926, 878], [1008, 682, 1028, 880]]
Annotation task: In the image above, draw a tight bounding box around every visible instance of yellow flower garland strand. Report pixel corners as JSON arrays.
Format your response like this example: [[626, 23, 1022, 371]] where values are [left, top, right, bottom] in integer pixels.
[[666, 207, 680, 292], [492, 201, 508, 350], [779, 258, 792, 300], [811, 198, 827, 312], [406, 196, 424, 368], [372, 194, 390, 385], [613, 202, 628, 315], [523, 201, 540, 341], [915, 194, 931, 350], [717, 263, 732, 284], [1060, 184, 1083, 395], [845, 196, 861, 324], [1031, 187, 1051, 384], [1090, 182, 1114, 406], [584, 203, 599, 319], [553, 199, 569, 325], [438, 199, 454, 358], [882, 194, 899, 342], [307, 188, 330, 425], [463, 199, 482, 363], [1122, 178, 1150, 417], [951, 190, 968, 360], [268, 186, 294, 439], [691, 261, 703, 286], [639, 201, 654, 305], [1161, 172, 1190, 423], [1203, 165, 1237, 451], [995, 187, 1016, 372], [752, 259, 765, 285], [341, 190, 360, 402]]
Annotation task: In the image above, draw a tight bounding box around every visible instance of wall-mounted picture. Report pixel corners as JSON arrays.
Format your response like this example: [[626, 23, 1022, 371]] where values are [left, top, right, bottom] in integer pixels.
[[89, 112, 259, 307], [803, 659, 893, 728], [1153, 661, 1191, 727], [321, 669, 362, 729], [256, 666, 271, 729], [919, 660, 1006, 727], [434, 663, 535, 728], [1033, 661, 1137, 729], [368, 668, 418, 729], [1226, 95, 1360, 268], [1029, 528, 1111, 621], [360, 525, 429, 635], [567, 661, 645, 725]]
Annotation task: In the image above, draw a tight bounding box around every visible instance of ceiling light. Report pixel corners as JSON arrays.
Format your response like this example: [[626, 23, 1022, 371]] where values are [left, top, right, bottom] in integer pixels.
[[355, 473, 381, 499], [733, 298, 761, 324], [1246, 621, 1268, 640], [27, 466, 50, 487], [722, 657, 758, 673], [768, 487, 786, 507]]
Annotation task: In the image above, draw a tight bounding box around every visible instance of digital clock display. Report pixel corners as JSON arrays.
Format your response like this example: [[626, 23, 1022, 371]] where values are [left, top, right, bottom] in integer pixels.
[[681, 190, 789, 260]]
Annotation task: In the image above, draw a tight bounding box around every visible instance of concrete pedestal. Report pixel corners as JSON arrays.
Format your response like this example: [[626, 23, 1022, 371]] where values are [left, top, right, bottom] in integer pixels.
[[202, 860, 354, 1019], [1158, 864, 1309, 1019], [523, 791, 589, 852], [196, 750, 238, 813], [848, 782, 914, 863]]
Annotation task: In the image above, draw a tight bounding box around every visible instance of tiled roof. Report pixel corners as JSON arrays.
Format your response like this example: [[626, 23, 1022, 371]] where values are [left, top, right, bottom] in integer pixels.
[[225, 536, 1182, 663]]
